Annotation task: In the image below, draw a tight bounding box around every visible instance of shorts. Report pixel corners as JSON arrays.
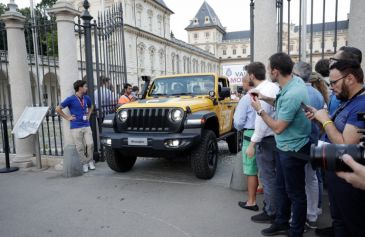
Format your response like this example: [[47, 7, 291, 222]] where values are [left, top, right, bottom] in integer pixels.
[[242, 129, 258, 176]]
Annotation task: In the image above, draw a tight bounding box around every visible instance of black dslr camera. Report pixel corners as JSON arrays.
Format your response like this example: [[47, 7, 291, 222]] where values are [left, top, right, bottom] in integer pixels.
[[310, 112, 365, 172]]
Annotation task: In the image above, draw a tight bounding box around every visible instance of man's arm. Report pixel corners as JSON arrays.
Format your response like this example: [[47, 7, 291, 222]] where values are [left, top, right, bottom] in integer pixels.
[[55, 105, 75, 121], [259, 110, 289, 134]]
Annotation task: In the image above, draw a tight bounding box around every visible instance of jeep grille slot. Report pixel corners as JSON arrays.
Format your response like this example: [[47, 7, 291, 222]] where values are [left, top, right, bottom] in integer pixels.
[[125, 108, 180, 132]]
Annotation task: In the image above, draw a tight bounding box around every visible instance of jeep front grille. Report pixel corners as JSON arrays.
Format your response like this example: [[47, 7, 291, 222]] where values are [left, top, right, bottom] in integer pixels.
[[124, 108, 180, 132]]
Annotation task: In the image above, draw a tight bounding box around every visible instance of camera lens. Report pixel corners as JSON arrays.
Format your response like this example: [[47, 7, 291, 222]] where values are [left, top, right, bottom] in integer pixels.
[[310, 144, 363, 172]]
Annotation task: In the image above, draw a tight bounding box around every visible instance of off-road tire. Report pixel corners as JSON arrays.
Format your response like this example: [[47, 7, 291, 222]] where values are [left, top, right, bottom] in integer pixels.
[[105, 147, 137, 172], [191, 130, 218, 179], [226, 130, 243, 154]]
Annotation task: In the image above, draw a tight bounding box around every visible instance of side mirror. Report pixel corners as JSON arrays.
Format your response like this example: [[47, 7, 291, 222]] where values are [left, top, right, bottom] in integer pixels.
[[219, 87, 230, 100], [209, 91, 215, 97]]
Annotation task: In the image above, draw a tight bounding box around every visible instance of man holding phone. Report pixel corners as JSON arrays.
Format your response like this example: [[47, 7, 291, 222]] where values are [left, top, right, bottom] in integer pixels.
[[250, 53, 311, 236], [293, 62, 325, 229], [244, 62, 280, 224]]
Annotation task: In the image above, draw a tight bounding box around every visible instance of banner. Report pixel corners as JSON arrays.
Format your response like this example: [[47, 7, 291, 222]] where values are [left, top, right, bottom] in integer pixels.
[[222, 65, 246, 86]]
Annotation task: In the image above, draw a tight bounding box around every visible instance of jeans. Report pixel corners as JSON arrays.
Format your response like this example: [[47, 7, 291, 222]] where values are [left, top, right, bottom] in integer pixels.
[[255, 136, 277, 216], [305, 164, 320, 222], [275, 149, 308, 237], [327, 171, 365, 237]]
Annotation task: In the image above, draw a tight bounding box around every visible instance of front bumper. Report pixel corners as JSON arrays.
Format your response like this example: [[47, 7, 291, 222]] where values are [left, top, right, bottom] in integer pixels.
[[101, 131, 201, 157]]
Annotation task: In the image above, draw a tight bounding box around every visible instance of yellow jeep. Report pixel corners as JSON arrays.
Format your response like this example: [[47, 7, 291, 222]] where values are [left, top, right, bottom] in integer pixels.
[[101, 73, 241, 179]]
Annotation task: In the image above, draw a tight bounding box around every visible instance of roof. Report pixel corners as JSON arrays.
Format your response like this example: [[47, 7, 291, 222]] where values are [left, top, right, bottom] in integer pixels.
[[170, 37, 217, 59], [185, 1, 225, 33], [153, 0, 174, 14], [223, 31, 250, 41], [294, 20, 348, 33]]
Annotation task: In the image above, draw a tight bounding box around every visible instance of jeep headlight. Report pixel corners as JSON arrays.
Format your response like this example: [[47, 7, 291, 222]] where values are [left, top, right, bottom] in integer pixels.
[[169, 109, 183, 122], [118, 110, 128, 123]]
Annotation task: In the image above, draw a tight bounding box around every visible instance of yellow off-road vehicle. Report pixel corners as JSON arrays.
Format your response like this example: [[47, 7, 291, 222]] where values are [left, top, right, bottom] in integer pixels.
[[101, 73, 241, 179]]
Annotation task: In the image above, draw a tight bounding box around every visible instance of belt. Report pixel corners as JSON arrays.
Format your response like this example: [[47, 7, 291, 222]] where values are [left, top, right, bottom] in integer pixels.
[[243, 136, 251, 142]]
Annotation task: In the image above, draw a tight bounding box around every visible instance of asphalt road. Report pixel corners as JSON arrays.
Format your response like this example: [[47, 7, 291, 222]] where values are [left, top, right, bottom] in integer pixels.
[[0, 144, 330, 237]]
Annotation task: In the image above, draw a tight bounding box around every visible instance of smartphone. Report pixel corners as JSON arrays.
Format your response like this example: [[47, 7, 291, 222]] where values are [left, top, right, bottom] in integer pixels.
[[301, 102, 312, 113], [250, 92, 259, 98]]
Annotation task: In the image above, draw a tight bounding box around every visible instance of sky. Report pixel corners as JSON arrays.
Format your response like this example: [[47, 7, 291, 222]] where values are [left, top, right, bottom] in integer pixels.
[[1, 0, 350, 42]]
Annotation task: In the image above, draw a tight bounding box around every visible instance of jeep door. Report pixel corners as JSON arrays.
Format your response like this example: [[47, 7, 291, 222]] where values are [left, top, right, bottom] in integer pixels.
[[217, 77, 234, 135]]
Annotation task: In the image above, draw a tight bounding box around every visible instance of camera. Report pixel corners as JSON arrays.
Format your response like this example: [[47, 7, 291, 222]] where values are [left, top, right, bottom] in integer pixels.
[[310, 112, 365, 172]]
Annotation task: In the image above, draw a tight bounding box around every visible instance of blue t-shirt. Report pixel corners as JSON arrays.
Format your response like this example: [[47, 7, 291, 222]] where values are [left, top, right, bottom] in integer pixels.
[[306, 84, 325, 145], [60, 95, 92, 129], [332, 94, 365, 136], [328, 91, 342, 116]]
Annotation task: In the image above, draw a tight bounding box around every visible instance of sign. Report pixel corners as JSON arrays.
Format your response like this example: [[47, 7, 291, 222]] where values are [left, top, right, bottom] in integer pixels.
[[12, 107, 49, 139], [222, 65, 246, 86]]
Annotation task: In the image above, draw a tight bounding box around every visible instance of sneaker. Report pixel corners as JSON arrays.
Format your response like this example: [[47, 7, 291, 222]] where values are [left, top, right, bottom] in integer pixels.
[[315, 226, 334, 237], [305, 220, 318, 229], [83, 164, 89, 173], [261, 223, 289, 236], [238, 201, 259, 211], [88, 161, 95, 170], [251, 212, 275, 224]]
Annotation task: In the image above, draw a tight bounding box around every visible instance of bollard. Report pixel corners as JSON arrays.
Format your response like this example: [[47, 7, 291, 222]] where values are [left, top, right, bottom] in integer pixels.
[[0, 117, 19, 173]]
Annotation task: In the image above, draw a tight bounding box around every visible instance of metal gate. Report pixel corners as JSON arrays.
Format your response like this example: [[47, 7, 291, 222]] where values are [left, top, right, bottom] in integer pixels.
[[76, 1, 128, 160]]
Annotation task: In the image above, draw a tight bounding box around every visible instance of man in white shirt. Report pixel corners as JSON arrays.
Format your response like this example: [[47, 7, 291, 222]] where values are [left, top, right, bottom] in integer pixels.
[[244, 62, 280, 223]]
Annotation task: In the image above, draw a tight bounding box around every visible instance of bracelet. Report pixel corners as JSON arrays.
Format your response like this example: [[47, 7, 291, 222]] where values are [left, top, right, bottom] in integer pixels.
[[322, 120, 333, 129]]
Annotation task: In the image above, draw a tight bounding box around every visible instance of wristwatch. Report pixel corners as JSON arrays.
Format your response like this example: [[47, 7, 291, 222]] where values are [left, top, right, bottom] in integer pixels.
[[257, 108, 264, 116]]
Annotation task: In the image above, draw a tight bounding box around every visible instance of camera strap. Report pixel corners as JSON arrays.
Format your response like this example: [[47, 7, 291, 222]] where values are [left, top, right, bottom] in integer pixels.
[[331, 87, 365, 122]]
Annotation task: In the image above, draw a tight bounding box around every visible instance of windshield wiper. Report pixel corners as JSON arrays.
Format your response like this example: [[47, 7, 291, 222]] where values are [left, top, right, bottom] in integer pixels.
[[169, 93, 194, 96]]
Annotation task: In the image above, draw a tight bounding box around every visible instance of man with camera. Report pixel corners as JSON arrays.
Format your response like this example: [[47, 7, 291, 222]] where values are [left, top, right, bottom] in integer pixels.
[[306, 49, 365, 236]]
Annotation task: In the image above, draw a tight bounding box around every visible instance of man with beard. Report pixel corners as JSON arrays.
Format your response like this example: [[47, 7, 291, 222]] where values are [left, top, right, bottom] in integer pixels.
[[306, 50, 365, 237], [250, 53, 311, 236]]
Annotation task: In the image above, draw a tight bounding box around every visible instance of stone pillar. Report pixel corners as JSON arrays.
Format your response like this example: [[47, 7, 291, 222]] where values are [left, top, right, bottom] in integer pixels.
[[253, 0, 277, 64], [48, 1, 80, 147], [348, 0, 365, 71], [48, 1, 82, 177], [1, 1, 34, 165]]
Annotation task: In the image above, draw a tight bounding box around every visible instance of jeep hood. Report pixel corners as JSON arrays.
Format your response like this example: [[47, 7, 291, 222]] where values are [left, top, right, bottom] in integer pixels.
[[118, 97, 214, 112]]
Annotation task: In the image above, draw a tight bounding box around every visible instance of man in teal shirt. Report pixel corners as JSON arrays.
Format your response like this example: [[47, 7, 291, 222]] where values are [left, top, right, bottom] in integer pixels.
[[250, 52, 311, 237]]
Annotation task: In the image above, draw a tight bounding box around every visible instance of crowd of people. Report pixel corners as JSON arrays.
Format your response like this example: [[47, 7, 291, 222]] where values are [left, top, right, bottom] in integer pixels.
[[233, 47, 365, 237]]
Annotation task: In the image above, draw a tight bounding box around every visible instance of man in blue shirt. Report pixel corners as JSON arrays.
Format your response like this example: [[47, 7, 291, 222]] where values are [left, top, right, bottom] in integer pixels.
[[293, 61, 325, 229], [307, 52, 365, 237], [56, 80, 95, 173], [233, 73, 258, 211]]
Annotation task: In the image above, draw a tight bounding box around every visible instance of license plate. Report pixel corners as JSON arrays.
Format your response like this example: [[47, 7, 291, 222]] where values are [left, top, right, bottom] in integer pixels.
[[128, 137, 147, 146]]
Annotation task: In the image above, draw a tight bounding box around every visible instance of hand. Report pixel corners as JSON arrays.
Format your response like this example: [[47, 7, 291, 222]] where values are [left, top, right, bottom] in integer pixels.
[[245, 143, 255, 158], [313, 109, 330, 124], [337, 154, 365, 191], [250, 96, 262, 112], [305, 106, 317, 120], [130, 97, 137, 102], [67, 115, 76, 121]]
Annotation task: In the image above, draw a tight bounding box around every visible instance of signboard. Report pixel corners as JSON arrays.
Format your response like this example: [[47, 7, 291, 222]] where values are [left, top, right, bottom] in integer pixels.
[[222, 65, 246, 86], [12, 107, 49, 139]]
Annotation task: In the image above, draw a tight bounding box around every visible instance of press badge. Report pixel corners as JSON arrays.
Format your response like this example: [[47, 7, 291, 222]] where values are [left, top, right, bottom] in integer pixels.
[[83, 115, 87, 120]]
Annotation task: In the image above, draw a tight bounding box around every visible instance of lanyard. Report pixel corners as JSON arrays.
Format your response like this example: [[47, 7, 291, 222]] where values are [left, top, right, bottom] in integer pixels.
[[331, 87, 365, 122], [75, 95, 85, 109]]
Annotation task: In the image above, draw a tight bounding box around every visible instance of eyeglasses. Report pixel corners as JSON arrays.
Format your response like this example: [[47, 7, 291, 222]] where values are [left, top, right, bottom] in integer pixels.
[[329, 74, 349, 87]]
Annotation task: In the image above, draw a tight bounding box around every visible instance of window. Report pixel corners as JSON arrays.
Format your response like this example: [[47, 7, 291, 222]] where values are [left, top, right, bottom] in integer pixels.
[[205, 16, 209, 22], [205, 32, 210, 38], [193, 18, 198, 24], [233, 49, 236, 55], [194, 33, 198, 39], [223, 50, 226, 55], [148, 16, 152, 32], [242, 48, 246, 54], [290, 45, 294, 51]]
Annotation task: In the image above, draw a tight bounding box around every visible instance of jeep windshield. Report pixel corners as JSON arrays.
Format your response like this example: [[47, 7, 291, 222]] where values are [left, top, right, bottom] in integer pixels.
[[149, 75, 214, 97]]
